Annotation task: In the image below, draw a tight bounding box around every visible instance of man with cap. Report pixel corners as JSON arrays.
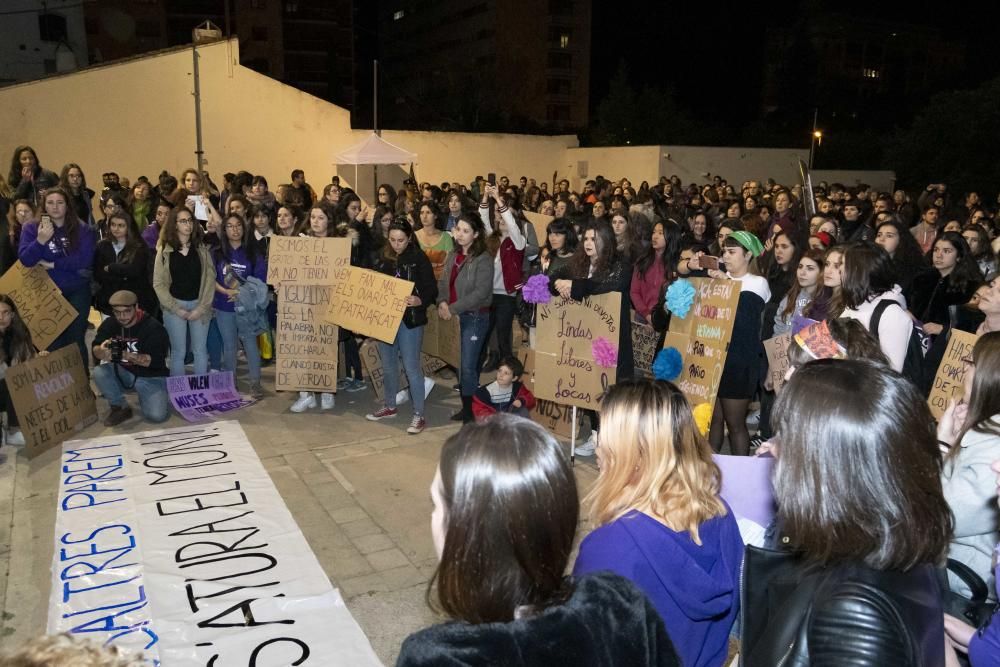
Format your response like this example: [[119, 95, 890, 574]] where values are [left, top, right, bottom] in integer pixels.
[[92, 289, 171, 427]]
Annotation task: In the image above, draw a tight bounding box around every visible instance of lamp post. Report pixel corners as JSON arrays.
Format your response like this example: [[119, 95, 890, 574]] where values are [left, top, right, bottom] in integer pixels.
[[808, 108, 822, 170]]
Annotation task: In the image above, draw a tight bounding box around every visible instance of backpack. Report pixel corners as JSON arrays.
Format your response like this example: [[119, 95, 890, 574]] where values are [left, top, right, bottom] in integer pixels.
[[869, 299, 927, 389]]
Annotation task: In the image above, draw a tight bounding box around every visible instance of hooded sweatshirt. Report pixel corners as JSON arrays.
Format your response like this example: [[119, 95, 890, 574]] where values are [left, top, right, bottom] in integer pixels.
[[93, 309, 169, 377], [18, 221, 97, 293], [573, 506, 743, 667]]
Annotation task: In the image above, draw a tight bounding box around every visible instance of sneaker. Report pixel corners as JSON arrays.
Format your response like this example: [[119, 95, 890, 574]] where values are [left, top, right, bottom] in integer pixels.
[[5, 429, 26, 446], [320, 392, 336, 410], [103, 405, 134, 427], [576, 430, 598, 456], [249, 382, 265, 400], [407, 415, 426, 435], [336, 377, 352, 389], [345, 378, 367, 393], [290, 392, 316, 413], [366, 406, 398, 421]]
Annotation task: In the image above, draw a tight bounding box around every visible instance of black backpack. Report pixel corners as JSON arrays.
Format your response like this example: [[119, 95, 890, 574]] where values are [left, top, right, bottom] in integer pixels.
[[869, 299, 926, 389]]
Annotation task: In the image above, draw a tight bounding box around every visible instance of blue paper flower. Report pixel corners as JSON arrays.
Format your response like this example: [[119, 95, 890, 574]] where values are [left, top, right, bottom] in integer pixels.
[[653, 347, 683, 381], [665, 279, 696, 319]]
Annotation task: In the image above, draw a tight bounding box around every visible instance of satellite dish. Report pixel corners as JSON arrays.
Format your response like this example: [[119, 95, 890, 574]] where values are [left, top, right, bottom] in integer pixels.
[[100, 8, 136, 43]]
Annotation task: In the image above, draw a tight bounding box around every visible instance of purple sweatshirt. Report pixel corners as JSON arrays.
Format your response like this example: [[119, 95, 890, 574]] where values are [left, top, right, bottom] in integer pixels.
[[142, 223, 161, 249], [18, 221, 97, 293], [212, 244, 267, 312], [969, 555, 1000, 666], [573, 506, 743, 667]]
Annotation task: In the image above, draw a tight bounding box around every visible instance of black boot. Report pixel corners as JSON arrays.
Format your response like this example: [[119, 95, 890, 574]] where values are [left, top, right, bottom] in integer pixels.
[[461, 395, 474, 424], [451, 395, 469, 422]]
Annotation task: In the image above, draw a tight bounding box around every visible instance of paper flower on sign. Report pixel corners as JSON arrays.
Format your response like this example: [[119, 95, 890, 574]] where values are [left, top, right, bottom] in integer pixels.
[[652, 347, 683, 381], [665, 279, 696, 319], [522, 273, 552, 304], [592, 337, 618, 369], [692, 402, 713, 436]]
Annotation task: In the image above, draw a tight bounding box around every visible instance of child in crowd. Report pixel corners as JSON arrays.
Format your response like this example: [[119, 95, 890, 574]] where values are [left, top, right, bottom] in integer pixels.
[[471, 356, 535, 420]]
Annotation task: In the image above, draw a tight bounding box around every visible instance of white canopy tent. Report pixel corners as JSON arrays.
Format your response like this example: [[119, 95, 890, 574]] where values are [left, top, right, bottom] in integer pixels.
[[333, 133, 417, 204]]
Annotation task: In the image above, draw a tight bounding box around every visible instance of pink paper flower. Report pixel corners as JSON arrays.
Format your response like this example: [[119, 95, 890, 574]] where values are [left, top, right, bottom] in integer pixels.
[[592, 336, 618, 369]]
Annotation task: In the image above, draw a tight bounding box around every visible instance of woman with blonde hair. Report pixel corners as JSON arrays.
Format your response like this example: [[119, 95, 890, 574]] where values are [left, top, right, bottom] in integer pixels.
[[573, 379, 742, 667]]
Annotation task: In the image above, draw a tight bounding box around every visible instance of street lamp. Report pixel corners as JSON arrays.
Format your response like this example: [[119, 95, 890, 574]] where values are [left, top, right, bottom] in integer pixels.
[[809, 130, 823, 169]]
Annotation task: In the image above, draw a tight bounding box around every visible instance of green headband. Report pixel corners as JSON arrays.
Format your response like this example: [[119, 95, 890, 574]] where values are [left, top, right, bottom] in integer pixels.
[[728, 231, 764, 257]]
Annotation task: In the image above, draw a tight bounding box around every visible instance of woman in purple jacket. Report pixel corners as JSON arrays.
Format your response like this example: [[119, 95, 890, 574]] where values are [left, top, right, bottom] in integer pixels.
[[574, 379, 743, 667], [213, 213, 267, 398], [18, 187, 96, 368]]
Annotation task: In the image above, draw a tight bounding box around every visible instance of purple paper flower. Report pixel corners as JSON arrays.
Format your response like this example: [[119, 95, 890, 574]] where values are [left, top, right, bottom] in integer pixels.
[[592, 337, 618, 369], [522, 273, 552, 304]]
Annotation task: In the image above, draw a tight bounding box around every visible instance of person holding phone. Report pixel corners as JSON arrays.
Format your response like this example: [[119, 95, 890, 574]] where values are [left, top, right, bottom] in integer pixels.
[[18, 187, 97, 369]]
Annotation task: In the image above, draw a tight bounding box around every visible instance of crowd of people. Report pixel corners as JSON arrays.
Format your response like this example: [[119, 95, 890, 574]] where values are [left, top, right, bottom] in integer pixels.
[[3, 143, 1000, 664]]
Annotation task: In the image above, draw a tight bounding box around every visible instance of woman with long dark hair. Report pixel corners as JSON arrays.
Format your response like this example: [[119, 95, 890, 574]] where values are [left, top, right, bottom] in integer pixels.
[[93, 210, 155, 317], [630, 220, 680, 323], [436, 213, 494, 423], [365, 219, 437, 434], [773, 249, 825, 336], [213, 213, 267, 398], [552, 220, 633, 455], [907, 231, 982, 338], [153, 206, 215, 377], [18, 187, 97, 367], [744, 360, 952, 665], [398, 416, 681, 666], [415, 200, 454, 281], [574, 380, 741, 667], [58, 163, 95, 226], [0, 295, 40, 446], [7, 145, 58, 207], [874, 218, 927, 291], [936, 332, 1000, 604], [757, 231, 804, 340], [962, 223, 997, 281]]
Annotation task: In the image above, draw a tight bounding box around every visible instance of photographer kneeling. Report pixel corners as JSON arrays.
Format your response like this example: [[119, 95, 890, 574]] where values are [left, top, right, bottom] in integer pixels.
[[92, 290, 171, 427]]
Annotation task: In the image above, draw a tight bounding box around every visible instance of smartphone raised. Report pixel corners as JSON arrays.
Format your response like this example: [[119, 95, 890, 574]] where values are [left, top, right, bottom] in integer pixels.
[[700, 255, 721, 271], [40, 214, 51, 226], [487, 173, 496, 186]]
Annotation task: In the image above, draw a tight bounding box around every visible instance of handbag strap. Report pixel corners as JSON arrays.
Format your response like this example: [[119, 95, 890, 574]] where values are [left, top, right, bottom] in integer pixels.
[[945, 558, 990, 602]]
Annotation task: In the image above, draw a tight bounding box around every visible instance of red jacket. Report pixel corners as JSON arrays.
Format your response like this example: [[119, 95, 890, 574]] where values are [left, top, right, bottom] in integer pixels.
[[497, 237, 525, 294], [472, 381, 536, 420]]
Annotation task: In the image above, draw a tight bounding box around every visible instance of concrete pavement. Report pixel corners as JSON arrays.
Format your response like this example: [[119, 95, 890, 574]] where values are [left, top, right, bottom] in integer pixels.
[[0, 364, 599, 664]]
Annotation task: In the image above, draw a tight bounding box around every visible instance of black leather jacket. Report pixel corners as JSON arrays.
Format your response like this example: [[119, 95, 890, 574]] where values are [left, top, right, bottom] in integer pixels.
[[741, 546, 945, 667]]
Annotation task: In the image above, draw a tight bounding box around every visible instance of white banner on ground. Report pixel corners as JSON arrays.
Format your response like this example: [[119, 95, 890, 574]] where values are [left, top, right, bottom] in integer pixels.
[[48, 421, 381, 667]]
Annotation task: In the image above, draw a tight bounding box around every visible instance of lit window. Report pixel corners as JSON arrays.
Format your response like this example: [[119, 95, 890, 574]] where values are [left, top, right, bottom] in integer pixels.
[[560, 34, 569, 48], [862, 68, 881, 79], [394, 10, 405, 20]]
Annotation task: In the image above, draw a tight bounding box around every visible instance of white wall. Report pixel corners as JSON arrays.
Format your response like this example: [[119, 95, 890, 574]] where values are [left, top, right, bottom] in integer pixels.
[[0, 0, 87, 83]]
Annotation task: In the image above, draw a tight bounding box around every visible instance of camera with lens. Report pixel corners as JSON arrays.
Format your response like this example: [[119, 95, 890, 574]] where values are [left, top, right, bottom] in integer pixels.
[[108, 338, 125, 364]]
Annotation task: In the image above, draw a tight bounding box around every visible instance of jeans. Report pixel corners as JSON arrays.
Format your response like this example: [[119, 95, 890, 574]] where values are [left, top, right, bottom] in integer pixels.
[[207, 318, 223, 370], [343, 333, 363, 381], [162, 299, 209, 377], [92, 363, 170, 423], [379, 325, 425, 415], [459, 311, 490, 396], [52, 285, 92, 372], [215, 309, 261, 384]]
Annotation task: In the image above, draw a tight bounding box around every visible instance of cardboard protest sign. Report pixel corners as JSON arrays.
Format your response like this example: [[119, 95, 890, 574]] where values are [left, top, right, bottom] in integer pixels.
[[326, 266, 413, 344], [359, 338, 444, 402], [6, 345, 97, 457], [0, 261, 78, 349], [632, 317, 659, 378], [49, 421, 382, 665], [928, 329, 979, 419], [517, 347, 582, 439], [422, 307, 461, 368], [763, 333, 793, 392], [534, 293, 621, 411], [664, 278, 740, 419], [265, 236, 351, 285], [276, 283, 339, 392], [166, 372, 257, 421]]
